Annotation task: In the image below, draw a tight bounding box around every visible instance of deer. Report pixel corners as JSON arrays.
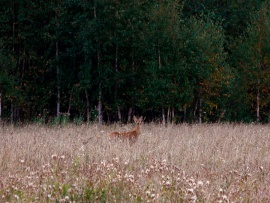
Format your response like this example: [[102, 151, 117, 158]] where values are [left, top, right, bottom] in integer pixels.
[[109, 116, 143, 145]]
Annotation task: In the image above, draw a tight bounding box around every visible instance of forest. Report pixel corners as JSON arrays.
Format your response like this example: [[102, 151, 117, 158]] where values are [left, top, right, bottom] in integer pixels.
[[0, 0, 270, 124]]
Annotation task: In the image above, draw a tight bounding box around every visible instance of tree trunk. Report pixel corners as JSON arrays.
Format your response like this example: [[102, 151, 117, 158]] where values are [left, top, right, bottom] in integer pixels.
[[167, 106, 171, 124], [85, 89, 90, 123], [256, 87, 260, 122], [94, 2, 102, 125], [199, 98, 202, 124], [67, 92, 72, 115], [0, 93, 2, 123], [97, 45, 102, 125], [172, 107, 175, 124], [183, 105, 187, 123], [16, 107, 20, 124], [193, 99, 197, 121], [98, 86, 102, 125], [11, 103, 14, 124], [127, 107, 133, 123], [11, 5, 15, 124], [117, 106, 121, 122], [107, 112, 111, 123], [115, 45, 121, 122], [218, 110, 226, 123], [162, 108, 165, 125], [56, 41, 60, 121], [158, 48, 161, 69], [268, 108, 270, 123], [115, 45, 118, 71], [55, 9, 60, 122]]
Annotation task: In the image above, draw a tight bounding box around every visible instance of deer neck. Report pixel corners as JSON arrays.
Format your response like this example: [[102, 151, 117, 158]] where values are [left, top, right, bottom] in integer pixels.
[[134, 124, 141, 134]]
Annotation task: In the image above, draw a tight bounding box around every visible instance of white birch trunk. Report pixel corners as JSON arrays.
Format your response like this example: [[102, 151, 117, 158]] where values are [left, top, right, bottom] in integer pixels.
[[193, 100, 197, 120], [172, 107, 175, 124], [127, 107, 133, 123], [167, 106, 171, 124], [117, 106, 121, 122], [94, 2, 102, 125], [162, 108, 165, 125]]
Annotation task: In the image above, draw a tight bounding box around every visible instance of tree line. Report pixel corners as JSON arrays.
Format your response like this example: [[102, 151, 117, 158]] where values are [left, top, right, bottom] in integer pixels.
[[0, 0, 270, 124]]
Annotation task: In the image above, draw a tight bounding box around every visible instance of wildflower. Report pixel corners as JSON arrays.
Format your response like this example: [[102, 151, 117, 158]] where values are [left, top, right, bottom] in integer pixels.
[[150, 194, 155, 198], [14, 194, 19, 200], [189, 195, 197, 202], [222, 195, 228, 201], [127, 175, 134, 183], [113, 157, 119, 163], [28, 182, 34, 188], [197, 181, 203, 187], [187, 177, 196, 187], [165, 180, 171, 186], [51, 154, 57, 160], [187, 188, 194, 194], [101, 160, 106, 166]]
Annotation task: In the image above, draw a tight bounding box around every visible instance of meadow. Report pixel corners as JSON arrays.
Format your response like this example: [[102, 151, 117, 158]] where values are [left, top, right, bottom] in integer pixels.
[[0, 123, 270, 202]]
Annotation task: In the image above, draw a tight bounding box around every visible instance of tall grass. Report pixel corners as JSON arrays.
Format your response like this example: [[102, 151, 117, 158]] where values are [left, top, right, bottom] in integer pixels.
[[0, 123, 270, 202]]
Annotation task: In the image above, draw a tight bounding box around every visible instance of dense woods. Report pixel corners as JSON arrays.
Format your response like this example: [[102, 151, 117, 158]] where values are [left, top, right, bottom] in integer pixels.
[[0, 0, 270, 124]]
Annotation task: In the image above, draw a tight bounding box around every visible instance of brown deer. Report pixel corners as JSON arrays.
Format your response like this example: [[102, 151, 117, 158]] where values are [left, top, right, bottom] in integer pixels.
[[109, 116, 143, 145]]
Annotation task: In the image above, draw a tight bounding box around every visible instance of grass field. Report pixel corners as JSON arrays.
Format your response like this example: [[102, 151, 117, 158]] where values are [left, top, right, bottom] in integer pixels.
[[0, 123, 270, 202]]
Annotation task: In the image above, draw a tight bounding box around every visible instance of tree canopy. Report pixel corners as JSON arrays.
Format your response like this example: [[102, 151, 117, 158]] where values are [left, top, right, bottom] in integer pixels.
[[1, 0, 270, 124]]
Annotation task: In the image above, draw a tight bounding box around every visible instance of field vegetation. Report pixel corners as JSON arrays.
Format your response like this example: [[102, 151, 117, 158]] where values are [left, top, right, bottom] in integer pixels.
[[0, 123, 270, 202]]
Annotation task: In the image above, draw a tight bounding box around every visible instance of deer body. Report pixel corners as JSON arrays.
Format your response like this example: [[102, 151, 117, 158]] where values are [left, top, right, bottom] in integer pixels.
[[110, 116, 143, 145]]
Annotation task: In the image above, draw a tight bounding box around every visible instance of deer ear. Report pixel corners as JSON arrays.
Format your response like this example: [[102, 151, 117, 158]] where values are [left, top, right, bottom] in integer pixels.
[[133, 116, 137, 121], [139, 116, 143, 121]]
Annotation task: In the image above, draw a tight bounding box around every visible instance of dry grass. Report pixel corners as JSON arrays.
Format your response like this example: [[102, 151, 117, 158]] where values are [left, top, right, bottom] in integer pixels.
[[1, 123, 270, 202]]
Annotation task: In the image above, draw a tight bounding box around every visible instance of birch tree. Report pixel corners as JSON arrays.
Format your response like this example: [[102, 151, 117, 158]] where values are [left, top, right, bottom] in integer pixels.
[[233, 1, 270, 122]]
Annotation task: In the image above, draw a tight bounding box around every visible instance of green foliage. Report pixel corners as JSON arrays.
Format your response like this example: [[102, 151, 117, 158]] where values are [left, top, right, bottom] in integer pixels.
[[52, 114, 70, 126], [0, 0, 270, 123], [231, 1, 270, 122], [74, 116, 83, 125]]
